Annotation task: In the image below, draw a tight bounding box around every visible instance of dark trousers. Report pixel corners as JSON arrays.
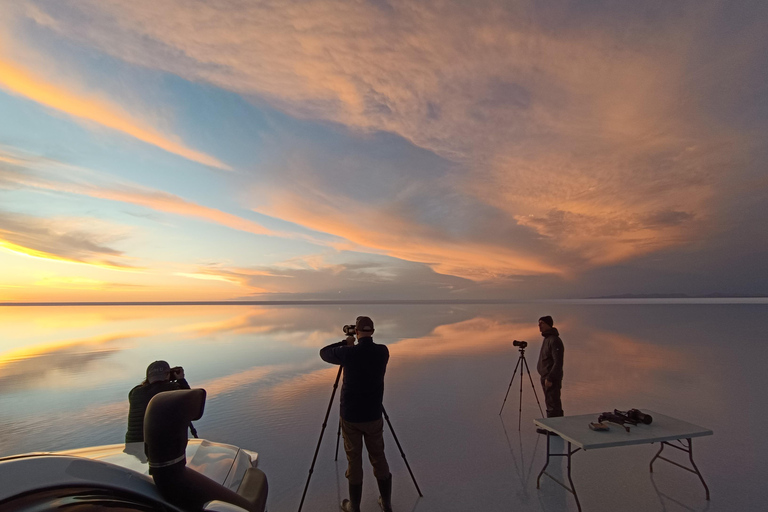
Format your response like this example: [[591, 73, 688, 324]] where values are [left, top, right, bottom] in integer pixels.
[[152, 464, 255, 511], [541, 377, 563, 417]]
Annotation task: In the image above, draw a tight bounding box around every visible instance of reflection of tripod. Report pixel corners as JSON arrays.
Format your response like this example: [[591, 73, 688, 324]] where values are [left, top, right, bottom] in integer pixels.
[[499, 342, 544, 430]]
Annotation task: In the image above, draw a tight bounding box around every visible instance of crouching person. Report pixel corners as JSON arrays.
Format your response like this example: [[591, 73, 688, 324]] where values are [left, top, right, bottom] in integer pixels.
[[320, 316, 393, 512]]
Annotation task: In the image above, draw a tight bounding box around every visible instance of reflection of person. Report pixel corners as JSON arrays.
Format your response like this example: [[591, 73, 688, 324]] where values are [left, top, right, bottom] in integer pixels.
[[536, 316, 564, 419], [125, 361, 190, 443], [320, 316, 393, 512]]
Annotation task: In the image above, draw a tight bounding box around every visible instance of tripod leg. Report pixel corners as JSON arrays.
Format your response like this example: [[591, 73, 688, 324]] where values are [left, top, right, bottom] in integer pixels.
[[518, 358, 524, 431], [499, 357, 522, 415], [522, 357, 544, 416], [298, 366, 342, 512], [334, 417, 341, 461], [382, 406, 423, 497]]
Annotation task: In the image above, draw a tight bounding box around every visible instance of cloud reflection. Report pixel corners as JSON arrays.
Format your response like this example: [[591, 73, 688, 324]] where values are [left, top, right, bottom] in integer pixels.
[[0, 332, 143, 393]]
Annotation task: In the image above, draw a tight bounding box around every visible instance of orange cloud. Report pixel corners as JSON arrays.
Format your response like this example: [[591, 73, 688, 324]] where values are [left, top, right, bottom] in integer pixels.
[[0, 209, 139, 271], [32, 276, 143, 291], [0, 239, 135, 271], [0, 57, 229, 170], [85, 187, 278, 238], [256, 190, 562, 281]]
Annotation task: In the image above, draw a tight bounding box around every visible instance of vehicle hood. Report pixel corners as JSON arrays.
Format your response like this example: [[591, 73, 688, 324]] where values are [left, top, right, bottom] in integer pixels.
[[53, 439, 258, 490]]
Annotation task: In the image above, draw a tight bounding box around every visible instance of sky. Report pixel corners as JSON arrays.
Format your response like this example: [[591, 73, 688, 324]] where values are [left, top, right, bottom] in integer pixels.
[[0, 0, 767, 302]]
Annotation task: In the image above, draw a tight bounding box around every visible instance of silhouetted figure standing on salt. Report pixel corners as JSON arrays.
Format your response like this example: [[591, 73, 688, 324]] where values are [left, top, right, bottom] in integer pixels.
[[536, 315, 564, 427], [320, 316, 393, 512]]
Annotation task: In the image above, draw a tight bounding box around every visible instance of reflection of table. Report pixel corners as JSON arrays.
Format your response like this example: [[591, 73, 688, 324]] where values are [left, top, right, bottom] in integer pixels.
[[534, 410, 713, 511]]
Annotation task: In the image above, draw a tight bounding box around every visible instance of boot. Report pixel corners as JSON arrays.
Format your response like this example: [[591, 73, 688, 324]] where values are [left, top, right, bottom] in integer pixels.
[[341, 483, 363, 512], [376, 474, 393, 512]]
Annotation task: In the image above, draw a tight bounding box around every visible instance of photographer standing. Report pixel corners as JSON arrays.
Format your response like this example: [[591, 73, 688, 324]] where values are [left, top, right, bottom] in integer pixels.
[[536, 316, 564, 422], [125, 361, 190, 443], [320, 316, 393, 512]]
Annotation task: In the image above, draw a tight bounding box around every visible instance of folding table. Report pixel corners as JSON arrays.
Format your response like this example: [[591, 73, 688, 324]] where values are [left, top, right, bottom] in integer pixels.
[[534, 410, 712, 511]]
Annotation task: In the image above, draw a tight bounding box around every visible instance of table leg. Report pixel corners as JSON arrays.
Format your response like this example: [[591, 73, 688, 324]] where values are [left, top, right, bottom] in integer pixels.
[[649, 438, 710, 500], [566, 442, 582, 512], [536, 434, 582, 511], [535, 433, 550, 489]]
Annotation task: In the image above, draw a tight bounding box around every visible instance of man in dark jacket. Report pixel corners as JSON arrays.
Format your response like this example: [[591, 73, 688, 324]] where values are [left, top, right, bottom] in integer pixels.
[[320, 316, 392, 512], [125, 361, 190, 443], [536, 316, 564, 421]]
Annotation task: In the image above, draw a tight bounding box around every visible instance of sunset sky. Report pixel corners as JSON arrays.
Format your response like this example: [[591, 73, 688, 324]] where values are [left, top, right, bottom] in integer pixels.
[[1, 0, 767, 302]]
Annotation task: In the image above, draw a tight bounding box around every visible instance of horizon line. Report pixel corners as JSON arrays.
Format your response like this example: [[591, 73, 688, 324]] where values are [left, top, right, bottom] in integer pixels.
[[2, 297, 768, 306]]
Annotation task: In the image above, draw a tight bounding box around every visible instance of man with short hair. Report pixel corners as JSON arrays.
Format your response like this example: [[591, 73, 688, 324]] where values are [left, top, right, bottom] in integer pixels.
[[320, 316, 393, 512], [536, 316, 564, 423], [125, 361, 190, 443]]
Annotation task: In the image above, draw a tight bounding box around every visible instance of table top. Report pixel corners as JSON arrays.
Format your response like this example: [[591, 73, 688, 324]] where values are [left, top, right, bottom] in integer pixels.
[[534, 410, 713, 450]]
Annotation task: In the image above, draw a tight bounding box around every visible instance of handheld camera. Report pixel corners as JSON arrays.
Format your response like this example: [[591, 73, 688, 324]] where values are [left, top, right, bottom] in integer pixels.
[[342, 324, 357, 336]]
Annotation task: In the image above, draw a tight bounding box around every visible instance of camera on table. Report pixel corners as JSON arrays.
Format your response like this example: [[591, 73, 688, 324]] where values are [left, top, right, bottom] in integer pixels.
[[626, 408, 653, 425], [512, 340, 528, 348], [342, 324, 357, 336]]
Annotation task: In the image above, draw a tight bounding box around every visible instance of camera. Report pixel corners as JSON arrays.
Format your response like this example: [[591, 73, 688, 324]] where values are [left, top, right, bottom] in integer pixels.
[[169, 366, 183, 380], [342, 324, 357, 336], [512, 340, 528, 348], [627, 408, 653, 425]]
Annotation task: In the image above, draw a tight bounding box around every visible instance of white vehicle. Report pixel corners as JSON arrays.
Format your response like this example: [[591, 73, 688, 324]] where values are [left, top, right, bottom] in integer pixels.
[[0, 390, 268, 512]]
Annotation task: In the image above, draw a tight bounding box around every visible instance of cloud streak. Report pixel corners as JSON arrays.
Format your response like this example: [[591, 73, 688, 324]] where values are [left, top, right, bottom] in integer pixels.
[[256, 189, 563, 280], [1, 154, 279, 238], [0, 56, 229, 170], [0, 210, 136, 270]]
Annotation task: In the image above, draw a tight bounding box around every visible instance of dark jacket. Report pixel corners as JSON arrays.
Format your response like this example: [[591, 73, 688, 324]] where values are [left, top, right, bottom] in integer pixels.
[[319, 337, 389, 423], [537, 327, 564, 382], [125, 379, 190, 443]]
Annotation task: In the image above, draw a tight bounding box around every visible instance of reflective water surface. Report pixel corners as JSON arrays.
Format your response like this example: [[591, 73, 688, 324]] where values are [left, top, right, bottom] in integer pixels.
[[1, 302, 766, 511]]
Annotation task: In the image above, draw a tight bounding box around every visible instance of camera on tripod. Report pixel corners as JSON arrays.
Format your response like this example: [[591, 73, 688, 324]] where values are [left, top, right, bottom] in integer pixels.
[[342, 324, 356, 335], [500, 339, 543, 427]]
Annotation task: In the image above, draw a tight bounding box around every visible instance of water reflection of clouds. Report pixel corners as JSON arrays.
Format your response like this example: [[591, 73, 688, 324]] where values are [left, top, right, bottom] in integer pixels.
[[389, 317, 536, 358], [0, 332, 144, 393], [172, 309, 274, 336], [565, 327, 692, 408], [198, 365, 277, 397]]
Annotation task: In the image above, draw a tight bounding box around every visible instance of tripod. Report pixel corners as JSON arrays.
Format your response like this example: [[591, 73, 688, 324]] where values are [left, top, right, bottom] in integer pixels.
[[298, 367, 423, 512], [499, 343, 544, 430]]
